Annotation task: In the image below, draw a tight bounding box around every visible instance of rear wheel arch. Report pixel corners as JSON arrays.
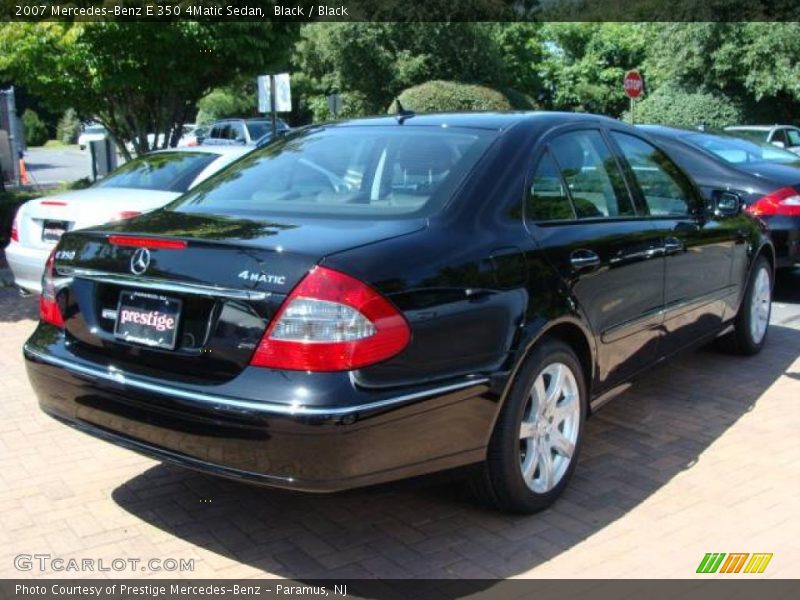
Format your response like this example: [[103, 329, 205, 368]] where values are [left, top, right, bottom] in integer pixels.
[[497, 319, 596, 422], [757, 241, 776, 275]]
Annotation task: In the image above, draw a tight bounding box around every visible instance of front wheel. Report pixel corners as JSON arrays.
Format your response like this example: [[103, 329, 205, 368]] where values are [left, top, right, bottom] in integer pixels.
[[471, 338, 587, 513], [730, 255, 772, 355]]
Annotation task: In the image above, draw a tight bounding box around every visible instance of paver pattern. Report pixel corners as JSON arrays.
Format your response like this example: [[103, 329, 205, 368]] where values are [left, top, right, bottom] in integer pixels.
[[1, 271, 799, 580]]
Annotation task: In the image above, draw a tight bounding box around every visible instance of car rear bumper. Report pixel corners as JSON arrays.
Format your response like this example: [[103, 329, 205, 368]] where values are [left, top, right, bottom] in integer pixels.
[[4, 241, 47, 293], [24, 330, 496, 492], [763, 215, 800, 268]]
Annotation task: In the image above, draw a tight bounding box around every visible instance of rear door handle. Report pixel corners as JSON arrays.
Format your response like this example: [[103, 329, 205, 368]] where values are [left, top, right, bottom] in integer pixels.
[[664, 237, 684, 255], [570, 249, 601, 272]]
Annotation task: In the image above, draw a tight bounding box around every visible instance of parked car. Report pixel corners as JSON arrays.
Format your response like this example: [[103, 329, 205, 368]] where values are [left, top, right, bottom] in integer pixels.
[[24, 113, 774, 513], [77, 124, 107, 150], [6, 146, 248, 293], [640, 125, 800, 270], [725, 124, 800, 155], [203, 118, 289, 146]]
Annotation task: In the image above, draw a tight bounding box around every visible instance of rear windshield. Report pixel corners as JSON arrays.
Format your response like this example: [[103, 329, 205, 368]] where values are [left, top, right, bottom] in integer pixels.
[[727, 129, 770, 144], [95, 152, 219, 193], [245, 120, 286, 139], [684, 132, 799, 165], [169, 125, 496, 219]]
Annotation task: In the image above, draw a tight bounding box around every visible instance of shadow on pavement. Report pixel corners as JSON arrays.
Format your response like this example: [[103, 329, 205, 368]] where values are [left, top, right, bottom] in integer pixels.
[[775, 266, 800, 304], [0, 287, 38, 323], [111, 324, 800, 581]]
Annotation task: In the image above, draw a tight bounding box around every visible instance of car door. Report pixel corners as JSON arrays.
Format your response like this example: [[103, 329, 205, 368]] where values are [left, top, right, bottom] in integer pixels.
[[526, 128, 665, 390], [204, 125, 222, 146], [610, 131, 736, 354], [230, 123, 247, 145]]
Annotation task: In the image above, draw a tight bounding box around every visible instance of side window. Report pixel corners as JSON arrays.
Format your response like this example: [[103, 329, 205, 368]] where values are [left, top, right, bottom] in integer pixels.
[[549, 130, 634, 219], [527, 151, 574, 222], [611, 132, 694, 217], [786, 129, 800, 147], [231, 124, 246, 142], [772, 129, 788, 146], [209, 126, 221, 139]]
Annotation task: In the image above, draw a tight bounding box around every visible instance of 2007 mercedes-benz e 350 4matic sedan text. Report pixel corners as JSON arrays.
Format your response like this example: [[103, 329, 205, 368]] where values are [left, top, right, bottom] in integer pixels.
[[24, 112, 774, 513]]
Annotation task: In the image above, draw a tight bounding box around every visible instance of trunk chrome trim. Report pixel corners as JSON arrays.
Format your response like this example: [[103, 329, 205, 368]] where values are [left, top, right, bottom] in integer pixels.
[[24, 346, 490, 417], [57, 267, 270, 300]]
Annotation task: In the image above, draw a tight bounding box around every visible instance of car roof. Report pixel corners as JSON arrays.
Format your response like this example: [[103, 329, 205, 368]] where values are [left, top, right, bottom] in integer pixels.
[[725, 125, 776, 131], [148, 146, 251, 157], [327, 111, 623, 132], [637, 124, 715, 138]]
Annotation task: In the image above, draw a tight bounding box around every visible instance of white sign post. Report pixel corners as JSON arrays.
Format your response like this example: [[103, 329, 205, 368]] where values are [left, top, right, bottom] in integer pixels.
[[258, 73, 292, 137]]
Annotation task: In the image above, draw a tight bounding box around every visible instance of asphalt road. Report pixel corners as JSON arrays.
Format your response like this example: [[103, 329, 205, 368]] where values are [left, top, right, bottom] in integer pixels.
[[23, 146, 91, 185]]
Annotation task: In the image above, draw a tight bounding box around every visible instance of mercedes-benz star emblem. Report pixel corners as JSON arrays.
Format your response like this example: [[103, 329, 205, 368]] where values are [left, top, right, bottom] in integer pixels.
[[130, 247, 151, 275]]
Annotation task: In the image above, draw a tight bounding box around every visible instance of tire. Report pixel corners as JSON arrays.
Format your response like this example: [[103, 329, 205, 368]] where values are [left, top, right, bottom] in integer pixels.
[[730, 255, 772, 355], [471, 338, 587, 513]]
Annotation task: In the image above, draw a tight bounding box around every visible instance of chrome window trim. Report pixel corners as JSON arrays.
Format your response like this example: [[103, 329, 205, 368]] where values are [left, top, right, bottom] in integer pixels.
[[24, 346, 490, 417]]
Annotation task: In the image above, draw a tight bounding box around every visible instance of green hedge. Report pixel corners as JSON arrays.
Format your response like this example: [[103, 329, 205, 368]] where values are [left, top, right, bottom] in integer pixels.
[[390, 80, 513, 113], [627, 85, 744, 129]]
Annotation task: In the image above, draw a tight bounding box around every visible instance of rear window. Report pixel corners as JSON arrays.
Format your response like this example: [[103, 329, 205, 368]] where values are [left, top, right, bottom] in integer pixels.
[[95, 152, 219, 193], [727, 129, 769, 144], [169, 126, 496, 219], [684, 132, 799, 165]]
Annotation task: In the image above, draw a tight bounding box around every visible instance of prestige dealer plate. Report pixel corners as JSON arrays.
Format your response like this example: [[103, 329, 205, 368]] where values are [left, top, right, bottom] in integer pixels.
[[114, 291, 181, 350]]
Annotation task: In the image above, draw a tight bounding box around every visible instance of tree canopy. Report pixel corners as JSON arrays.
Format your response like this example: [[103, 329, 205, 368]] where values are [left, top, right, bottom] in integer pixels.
[[0, 21, 296, 157]]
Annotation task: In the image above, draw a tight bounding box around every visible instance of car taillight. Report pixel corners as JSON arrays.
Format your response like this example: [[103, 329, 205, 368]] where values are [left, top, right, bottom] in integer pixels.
[[10, 208, 20, 242], [39, 249, 64, 328], [745, 187, 800, 217], [112, 211, 142, 221], [250, 266, 411, 371]]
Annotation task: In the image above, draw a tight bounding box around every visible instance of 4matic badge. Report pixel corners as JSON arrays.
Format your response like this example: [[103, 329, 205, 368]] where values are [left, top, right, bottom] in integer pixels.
[[238, 270, 287, 286]]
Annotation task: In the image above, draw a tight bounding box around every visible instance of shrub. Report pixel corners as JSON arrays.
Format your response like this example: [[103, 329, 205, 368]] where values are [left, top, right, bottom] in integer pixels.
[[56, 108, 81, 144], [625, 85, 744, 129], [21, 109, 48, 147], [390, 80, 512, 113], [500, 87, 538, 111]]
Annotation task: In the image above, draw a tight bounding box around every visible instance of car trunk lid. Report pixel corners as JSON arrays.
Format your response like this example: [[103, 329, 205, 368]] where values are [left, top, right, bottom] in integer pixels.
[[53, 211, 425, 383]]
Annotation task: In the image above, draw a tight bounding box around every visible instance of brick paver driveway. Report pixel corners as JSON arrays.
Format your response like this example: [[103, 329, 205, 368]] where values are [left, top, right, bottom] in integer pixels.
[[2, 269, 799, 580]]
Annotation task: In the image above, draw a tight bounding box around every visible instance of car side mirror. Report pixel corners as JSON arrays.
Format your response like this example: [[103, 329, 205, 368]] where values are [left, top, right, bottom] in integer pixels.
[[772, 140, 786, 149], [712, 191, 741, 217]]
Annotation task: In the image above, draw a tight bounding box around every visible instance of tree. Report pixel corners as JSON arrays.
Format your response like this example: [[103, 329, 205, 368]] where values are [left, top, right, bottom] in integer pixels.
[[644, 23, 800, 122], [21, 109, 48, 146], [538, 23, 650, 116], [196, 82, 258, 125], [292, 23, 508, 118], [56, 109, 81, 145], [0, 21, 297, 158]]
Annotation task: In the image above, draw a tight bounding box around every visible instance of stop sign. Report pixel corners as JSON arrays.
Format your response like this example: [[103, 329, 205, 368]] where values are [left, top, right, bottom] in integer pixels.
[[623, 70, 644, 99]]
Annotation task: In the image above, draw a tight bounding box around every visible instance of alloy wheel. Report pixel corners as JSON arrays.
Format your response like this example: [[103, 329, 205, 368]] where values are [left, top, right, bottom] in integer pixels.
[[750, 266, 771, 344], [518, 362, 580, 494]]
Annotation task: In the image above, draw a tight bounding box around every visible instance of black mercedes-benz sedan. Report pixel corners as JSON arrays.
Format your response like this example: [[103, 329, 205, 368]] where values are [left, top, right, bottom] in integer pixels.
[[24, 112, 775, 513], [640, 125, 800, 271]]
